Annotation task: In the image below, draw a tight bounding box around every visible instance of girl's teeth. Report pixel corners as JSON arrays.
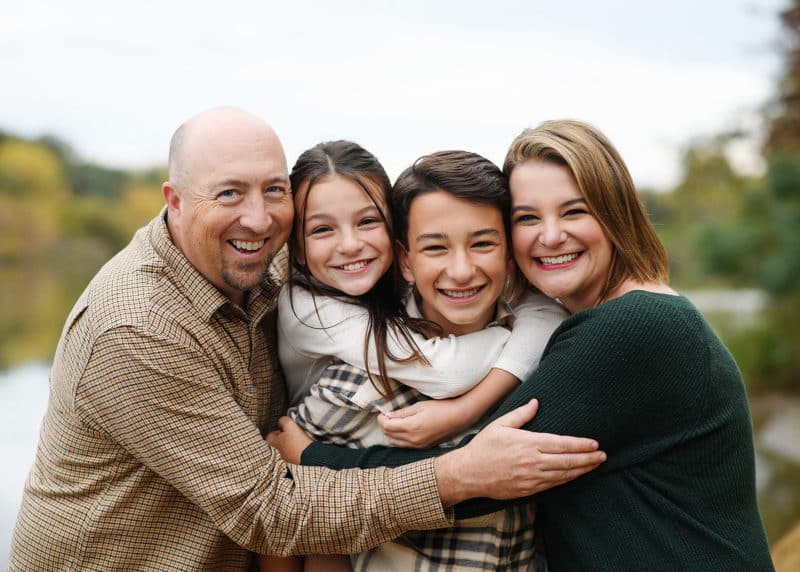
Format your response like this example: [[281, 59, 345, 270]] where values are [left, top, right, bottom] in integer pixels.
[[339, 260, 369, 271]]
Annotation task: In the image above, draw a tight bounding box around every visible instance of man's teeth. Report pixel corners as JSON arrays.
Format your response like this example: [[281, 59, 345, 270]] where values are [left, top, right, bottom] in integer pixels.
[[442, 288, 480, 298], [338, 260, 369, 271], [539, 253, 578, 265], [231, 239, 264, 251]]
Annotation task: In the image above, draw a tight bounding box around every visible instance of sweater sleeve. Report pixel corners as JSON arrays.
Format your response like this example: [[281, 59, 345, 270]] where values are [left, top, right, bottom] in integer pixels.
[[279, 285, 512, 398]]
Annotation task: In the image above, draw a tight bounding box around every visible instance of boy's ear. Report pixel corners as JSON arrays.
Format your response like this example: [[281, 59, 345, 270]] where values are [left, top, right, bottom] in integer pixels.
[[396, 241, 415, 283]]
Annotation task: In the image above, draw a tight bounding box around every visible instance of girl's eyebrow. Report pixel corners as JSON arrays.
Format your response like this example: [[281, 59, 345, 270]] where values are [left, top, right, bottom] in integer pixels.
[[305, 205, 381, 224]]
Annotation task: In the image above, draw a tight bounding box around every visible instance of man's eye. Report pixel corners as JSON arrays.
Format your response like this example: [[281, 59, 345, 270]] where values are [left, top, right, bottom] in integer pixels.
[[218, 189, 238, 200], [265, 186, 287, 197]]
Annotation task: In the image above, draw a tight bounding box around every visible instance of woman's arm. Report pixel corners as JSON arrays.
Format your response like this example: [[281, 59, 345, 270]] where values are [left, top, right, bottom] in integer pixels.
[[299, 294, 705, 517]]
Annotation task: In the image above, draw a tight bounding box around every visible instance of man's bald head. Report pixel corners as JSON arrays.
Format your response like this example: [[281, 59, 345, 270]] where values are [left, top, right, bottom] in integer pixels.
[[161, 107, 293, 306], [167, 107, 284, 191]]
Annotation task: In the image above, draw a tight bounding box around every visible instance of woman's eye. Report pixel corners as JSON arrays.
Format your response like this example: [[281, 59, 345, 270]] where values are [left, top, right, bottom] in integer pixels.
[[564, 208, 588, 217], [514, 214, 539, 224]]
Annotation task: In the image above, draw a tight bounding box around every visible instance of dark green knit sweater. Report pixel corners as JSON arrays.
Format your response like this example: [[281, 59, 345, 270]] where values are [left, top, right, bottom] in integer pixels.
[[302, 291, 774, 571]]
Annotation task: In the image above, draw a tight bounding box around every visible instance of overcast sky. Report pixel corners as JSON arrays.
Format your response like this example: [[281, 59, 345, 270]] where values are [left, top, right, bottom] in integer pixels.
[[1, 0, 788, 190]]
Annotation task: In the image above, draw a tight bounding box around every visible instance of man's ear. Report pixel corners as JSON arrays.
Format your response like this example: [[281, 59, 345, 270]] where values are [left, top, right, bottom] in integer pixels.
[[162, 181, 180, 215], [396, 240, 414, 283]]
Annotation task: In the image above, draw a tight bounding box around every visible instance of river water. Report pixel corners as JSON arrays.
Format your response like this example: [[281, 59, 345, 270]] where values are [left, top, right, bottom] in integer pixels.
[[1, 362, 798, 567]]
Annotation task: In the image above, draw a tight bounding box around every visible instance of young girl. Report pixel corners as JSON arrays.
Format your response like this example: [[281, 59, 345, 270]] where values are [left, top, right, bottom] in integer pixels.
[[261, 141, 566, 571]]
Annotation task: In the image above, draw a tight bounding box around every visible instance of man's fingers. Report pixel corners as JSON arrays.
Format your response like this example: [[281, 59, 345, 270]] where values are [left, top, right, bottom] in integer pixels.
[[529, 432, 601, 453], [540, 451, 607, 471], [486, 399, 539, 430], [543, 464, 602, 488]]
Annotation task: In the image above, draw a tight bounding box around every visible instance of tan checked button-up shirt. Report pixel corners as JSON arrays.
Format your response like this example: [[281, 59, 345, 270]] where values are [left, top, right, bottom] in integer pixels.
[[9, 211, 451, 571]]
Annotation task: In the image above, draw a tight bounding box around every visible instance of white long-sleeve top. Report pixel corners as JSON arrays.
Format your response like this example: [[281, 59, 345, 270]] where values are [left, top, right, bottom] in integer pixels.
[[278, 284, 567, 406]]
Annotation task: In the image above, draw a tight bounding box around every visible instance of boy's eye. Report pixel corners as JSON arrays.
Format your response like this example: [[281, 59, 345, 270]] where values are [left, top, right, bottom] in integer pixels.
[[472, 240, 496, 249], [422, 244, 446, 253]]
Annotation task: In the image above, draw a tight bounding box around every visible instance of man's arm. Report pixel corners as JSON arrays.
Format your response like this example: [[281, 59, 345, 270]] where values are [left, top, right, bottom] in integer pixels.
[[76, 327, 452, 556], [274, 399, 605, 510]]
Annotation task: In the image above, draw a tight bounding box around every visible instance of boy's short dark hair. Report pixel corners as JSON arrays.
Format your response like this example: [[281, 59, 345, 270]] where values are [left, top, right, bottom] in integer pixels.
[[390, 150, 510, 249]]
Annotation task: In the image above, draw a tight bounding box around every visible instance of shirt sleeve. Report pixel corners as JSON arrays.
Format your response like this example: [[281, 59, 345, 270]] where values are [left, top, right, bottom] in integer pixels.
[[75, 327, 453, 556], [491, 293, 568, 381], [279, 286, 512, 398]]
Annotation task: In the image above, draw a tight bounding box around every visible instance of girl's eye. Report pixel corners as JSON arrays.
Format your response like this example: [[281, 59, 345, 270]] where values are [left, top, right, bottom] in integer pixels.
[[308, 225, 332, 236], [358, 217, 381, 227]]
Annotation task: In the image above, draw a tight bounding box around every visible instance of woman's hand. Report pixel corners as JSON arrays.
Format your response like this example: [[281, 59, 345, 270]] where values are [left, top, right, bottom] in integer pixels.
[[379, 399, 470, 448], [266, 416, 313, 464]]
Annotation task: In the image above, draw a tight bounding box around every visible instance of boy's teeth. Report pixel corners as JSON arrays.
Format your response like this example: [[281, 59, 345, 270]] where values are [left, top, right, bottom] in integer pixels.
[[540, 253, 578, 265], [442, 288, 479, 298], [339, 260, 368, 271], [231, 239, 264, 251]]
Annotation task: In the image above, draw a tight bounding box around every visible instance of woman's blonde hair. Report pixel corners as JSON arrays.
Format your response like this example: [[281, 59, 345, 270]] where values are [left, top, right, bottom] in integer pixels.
[[503, 119, 669, 300]]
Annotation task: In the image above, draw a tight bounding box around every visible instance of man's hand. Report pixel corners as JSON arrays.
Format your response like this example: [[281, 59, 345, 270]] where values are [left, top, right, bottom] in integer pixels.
[[266, 416, 313, 464], [434, 399, 606, 506]]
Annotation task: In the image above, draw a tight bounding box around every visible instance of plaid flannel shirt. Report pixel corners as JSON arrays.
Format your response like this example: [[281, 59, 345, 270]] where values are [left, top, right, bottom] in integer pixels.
[[8, 210, 451, 571], [292, 346, 539, 570]]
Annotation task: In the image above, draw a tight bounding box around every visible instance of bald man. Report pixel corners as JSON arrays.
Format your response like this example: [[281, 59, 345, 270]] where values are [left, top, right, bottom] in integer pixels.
[[8, 108, 604, 571]]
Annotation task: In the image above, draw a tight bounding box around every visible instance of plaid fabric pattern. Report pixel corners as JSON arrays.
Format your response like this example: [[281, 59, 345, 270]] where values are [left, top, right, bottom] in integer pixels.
[[294, 360, 538, 570], [8, 210, 451, 572], [290, 360, 426, 447], [355, 505, 538, 571]]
